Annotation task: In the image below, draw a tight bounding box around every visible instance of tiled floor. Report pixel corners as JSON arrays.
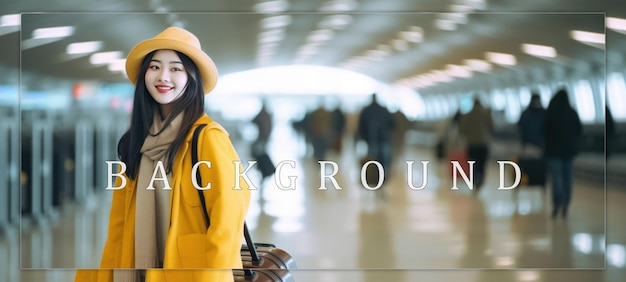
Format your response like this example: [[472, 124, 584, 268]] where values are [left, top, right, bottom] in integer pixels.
[[3, 124, 625, 281]]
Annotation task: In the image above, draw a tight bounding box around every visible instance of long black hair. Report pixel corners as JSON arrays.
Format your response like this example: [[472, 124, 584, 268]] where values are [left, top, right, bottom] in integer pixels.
[[118, 50, 205, 179]]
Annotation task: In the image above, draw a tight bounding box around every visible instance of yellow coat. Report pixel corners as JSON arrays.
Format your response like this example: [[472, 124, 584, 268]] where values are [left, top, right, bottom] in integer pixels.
[[75, 115, 251, 282]]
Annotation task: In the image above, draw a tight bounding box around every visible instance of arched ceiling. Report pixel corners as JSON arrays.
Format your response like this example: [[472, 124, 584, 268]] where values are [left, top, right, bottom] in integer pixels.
[[1, 0, 624, 93]]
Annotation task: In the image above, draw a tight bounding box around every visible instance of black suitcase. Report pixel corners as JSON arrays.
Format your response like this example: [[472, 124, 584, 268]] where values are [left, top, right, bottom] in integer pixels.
[[517, 156, 547, 187]]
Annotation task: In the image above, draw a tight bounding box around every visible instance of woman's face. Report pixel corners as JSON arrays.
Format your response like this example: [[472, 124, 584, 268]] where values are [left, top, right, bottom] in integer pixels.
[[144, 49, 189, 109]]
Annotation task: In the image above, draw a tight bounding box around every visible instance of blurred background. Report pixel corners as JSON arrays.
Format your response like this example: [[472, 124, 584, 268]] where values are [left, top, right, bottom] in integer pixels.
[[1, 0, 625, 281]]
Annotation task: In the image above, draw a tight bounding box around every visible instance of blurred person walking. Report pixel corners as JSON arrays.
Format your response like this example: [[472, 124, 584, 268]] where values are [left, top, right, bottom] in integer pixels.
[[357, 94, 395, 185], [251, 100, 275, 181], [74, 27, 251, 282], [542, 88, 582, 219], [330, 106, 347, 154], [517, 92, 546, 155], [436, 110, 462, 161], [252, 100, 273, 150], [307, 104, 333, 161], [458, 97, 493, 192]]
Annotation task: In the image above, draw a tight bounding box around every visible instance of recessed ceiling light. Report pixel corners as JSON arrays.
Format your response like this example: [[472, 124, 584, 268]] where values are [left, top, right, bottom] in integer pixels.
[[0, 14, 20, 27], [485, 52, 516, 66], [464, 59, 492, 72], [431, 70, 452, 82], [258, 29, 285, 44], [392, 39, 408, 51], [32, 26, 74, 39], [319, 14, 352, 29], [435, 19, 456, 31], [66, 41, 102, 55], [261, 15, 292, 29], [521, 43, 557, 58], [570, 30, 605, 44], [90, 51, 123, 65], [307, 29, 334, 42], [107, 58, 126, 72], [607, 17, 626, 32], [399, 26, 423, 43], [446, 64, 472, 78]]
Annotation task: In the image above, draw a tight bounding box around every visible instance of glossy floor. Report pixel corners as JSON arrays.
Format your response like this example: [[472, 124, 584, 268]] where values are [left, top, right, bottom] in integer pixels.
[[3, 125, 625, 281]]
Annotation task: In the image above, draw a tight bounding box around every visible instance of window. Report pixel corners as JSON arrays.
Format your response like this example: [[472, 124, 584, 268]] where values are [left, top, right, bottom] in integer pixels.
[[519, 87, 531, 108], [505, 88, 521, 123], [459, 93, 474, 114], [490, 89, 506, 111], [573, 80, 596, 123], [607, 72, 626, 121]]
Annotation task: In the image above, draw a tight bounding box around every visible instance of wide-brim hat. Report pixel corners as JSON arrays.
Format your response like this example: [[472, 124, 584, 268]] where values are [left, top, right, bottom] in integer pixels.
[[125, 27, 218, 94]]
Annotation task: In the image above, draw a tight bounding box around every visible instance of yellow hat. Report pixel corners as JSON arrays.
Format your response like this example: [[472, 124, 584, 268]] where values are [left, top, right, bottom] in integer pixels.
[[125, 27, 218, 94]]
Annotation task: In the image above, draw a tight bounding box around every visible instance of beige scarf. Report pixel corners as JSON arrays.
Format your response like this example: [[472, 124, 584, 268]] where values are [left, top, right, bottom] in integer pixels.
[[114, 111, 183, 282]]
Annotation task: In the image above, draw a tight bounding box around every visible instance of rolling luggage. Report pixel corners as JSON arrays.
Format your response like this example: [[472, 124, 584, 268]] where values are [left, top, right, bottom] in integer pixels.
[[233, 224, 296, 282], [251, 139, 276, 178], [516, 156, 547, 187], [192, 124, 296, 282], [241, 243, 297, 270], [233, 269, 294, 282]]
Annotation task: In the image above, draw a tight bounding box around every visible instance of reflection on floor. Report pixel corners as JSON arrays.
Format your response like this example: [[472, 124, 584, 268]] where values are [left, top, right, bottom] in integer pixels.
[[4, 123, 626, 281]]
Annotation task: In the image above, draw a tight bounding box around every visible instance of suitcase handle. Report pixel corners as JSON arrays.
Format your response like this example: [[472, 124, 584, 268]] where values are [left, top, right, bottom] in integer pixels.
[[192, 124, 260, 277]]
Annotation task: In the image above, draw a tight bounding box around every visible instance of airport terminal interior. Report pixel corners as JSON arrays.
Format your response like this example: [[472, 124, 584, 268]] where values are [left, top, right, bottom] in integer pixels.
[[1, 1, 626, 282]]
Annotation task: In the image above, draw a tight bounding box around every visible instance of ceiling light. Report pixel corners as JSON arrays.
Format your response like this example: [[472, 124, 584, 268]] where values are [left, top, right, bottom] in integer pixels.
[[154, 6, 168, 13], [400, 26, 423, 43], [443, 13, 468, 25], [90, 51, 123, 65], [517, 271, 541, 282], [449, 4, 472, 13], [392, 39, 408, 51], [486, 52, 517, 66], [435, 19, 456, 31], [308, 29, 334, 42], [365, 49, 387, 60], [320, 0, 358, 12], [32, 26, 74, 39], [107, 59, 126, 72], [258, 42, 279, 52], [377, 44, 391, 52], [521, 43, 557, 58], [446, 64, 472, 78], [464, 59, 492, 72], [261, 15, 292, 29], [460, 0, 487, 10], [254, 0, 289, 13], [319, 14, 352, 29], [66, 41, 102, 55], [431, 70, 453, 82], [259, 29, 285, 44], [0, 14, 20, 27], [607, 17, 626, 32], [570, 30, 605, 44]]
